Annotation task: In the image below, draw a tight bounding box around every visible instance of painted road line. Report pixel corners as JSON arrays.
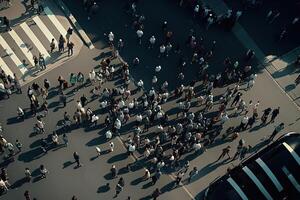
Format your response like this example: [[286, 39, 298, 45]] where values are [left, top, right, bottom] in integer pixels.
[[44, 7, 67, 37], [9, 29, 35, 66], [0, 35, 27, 74], [20, 22, 51, 60], [33, 16, 57, 44], [283, 142, 300, 165], [0, 56, 14, 77]]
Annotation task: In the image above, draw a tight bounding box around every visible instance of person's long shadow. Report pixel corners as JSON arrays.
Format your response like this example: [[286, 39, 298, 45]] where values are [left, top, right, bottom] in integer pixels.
[[97, 183, 110, 193], [142, 181, 153, 189], [107, 152, 128, 163], [10, 177, 29, 189], [63, 161, 75, 169], [187, 160, 228, 185], [6, 116, 24, 125], [85, 132, 107, 146], [130, 177, 144, 186], [18, 147, 45, 163]]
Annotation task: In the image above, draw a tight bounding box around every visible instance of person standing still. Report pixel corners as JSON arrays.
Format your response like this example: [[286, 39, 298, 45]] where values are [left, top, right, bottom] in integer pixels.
[[58, 35, 66, 52], [3, 16, 12, 31], [66, 27, 73, 43], [67, 42, 74, 56]]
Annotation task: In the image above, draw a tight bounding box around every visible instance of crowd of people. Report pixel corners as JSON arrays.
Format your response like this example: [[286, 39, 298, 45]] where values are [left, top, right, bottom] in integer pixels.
[[0, 0, 295, 199]]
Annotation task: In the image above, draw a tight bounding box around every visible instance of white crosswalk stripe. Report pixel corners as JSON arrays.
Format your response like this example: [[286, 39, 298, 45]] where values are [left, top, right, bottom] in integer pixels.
[[0, 35, 27, 74], [44, 7, 67, 37], [20, 22, 51, 61], [0, 57, 14, 77], [0, 7, 72, 79], [9, 29, 35, 66], [33, 16, 57, 44]]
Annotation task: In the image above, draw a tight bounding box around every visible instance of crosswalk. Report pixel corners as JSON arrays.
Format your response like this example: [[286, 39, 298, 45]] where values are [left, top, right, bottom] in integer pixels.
[[0, 6, 71, 79]]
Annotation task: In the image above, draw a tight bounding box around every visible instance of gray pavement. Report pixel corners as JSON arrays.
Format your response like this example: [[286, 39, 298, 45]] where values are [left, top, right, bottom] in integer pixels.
[[0, 0, 83, 86], [0, 0, 299, 200]]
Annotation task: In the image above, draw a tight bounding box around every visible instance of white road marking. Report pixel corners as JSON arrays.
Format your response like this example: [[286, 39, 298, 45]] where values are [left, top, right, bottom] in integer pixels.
[[0, 56, 14, 77], [9, 29, 35, 66], [0, 35, 27, 74], [20, 22, 51, 61], [33, 16, 57, 44], [44, 7, 67, 37]]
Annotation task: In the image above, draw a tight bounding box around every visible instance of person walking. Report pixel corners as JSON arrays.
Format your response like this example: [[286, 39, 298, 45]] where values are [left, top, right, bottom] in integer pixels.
[[217, 146, 231, 161], [24, 168, 32, 181], [67, 41, 74, 56], [158, 44, 166, 58], [39, 164, 49, 178], [108, 31, 114, 46], [111, 165, 117, 178], [148, 35, 156, 48], [73, 152, 82, 167], [24, 190, 31, 200], [188, 167, 198, 183], [152, 188, 161, 200], [15, 139, 22, 152], [50, 38, 55, 53], [231, 92, 242, 107], [66, 27, 73, 43], [261, 107, 272, 125], [62, 134, 68, 146], [109, 141, 114, 152], [270, 107, 280, 123], [136, 29, 143, 45], [60, 92, 67, 107], [80, 94, 87, 107], [269, 123, 285, 141], [39, 53, 46, 70], [114, 183, 123, 197], [174, 170, 185, 187], [239, 116, 249, 131]]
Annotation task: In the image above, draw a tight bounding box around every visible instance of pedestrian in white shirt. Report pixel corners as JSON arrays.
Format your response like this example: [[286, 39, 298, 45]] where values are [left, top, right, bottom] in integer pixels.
[[194, 5, 199, 18], [148, 35, 156, 48], [155, 65, 161, 73], [108, 32, 114, 46], [109, 141, 114, 152], [158, 44, 166, 58], [136, 29, 143, 45]]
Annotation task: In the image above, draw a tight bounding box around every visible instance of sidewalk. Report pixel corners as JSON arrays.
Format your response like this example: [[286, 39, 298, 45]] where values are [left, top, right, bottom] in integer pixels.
[[265, 47, 300, 106], [202, 0, 300, 107]]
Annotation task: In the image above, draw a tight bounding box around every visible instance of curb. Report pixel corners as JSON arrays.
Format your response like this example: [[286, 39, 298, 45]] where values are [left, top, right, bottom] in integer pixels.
[[54, 0, 95, 50]]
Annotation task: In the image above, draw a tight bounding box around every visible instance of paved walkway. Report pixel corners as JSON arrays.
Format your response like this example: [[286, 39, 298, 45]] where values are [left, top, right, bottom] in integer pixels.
[[202, 0, 300, 107]]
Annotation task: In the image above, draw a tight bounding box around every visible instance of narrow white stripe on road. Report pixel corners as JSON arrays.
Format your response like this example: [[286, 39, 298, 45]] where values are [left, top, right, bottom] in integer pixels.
[[0, 35, 27, 74], [33, 16, 57, 44], [44, 7, 67, 37], [283, 142, 300, 165], [227, 177, 248, 200], [282, 166, 300, 192], [20, 22, 51, 61], [243, 166, 273, 200], [0, 57, 14, 77], [256, 158, 283, 192], [9, 29, 34, 66]]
